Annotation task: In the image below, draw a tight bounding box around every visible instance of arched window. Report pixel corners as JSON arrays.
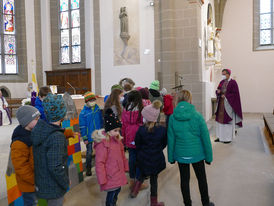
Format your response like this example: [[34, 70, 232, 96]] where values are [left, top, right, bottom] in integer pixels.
[[59, 0, 81, 64], [260, 0, 274, 45], [0, 0, 17, 74]]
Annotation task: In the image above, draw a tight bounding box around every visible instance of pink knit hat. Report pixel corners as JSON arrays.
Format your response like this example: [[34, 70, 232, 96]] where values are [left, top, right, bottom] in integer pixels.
[[141, 100, 162, 122]]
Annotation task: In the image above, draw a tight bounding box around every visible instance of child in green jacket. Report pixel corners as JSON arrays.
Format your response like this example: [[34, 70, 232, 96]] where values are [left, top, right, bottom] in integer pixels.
[[167, 90, 214, 206]]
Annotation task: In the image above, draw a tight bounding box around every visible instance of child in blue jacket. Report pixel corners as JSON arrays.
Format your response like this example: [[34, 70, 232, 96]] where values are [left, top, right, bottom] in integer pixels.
[[79, 92, 103, 176]]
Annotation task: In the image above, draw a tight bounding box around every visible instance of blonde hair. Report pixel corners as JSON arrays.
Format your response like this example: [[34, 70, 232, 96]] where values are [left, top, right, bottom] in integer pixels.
[[177, 90, 192, 104], [145, 122, 156, 133]]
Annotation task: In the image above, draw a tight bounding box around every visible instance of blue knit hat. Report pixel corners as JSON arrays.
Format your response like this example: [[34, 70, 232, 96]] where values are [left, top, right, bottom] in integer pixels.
[[42, 93, 67, 122]]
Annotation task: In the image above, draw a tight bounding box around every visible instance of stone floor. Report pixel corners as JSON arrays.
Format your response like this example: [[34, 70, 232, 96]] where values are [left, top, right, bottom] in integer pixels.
[[1, 114, 274, 206]]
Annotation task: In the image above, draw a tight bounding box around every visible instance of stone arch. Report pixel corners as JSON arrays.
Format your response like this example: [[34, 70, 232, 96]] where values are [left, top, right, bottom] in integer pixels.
[[0, 86, 11, 98]]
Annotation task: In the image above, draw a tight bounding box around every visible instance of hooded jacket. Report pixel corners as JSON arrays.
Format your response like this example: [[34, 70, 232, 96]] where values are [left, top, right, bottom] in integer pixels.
[[79, 104, 103, 142], [135, 125, 167, 176], [10, 125, 34, 192], [167, 101, 213, 164], [121, 108, 143, 148], [35, 97, 47, 122], [163, 94, 174, 115], [31, 119, 69, 199], [93, 129, 128, 191]]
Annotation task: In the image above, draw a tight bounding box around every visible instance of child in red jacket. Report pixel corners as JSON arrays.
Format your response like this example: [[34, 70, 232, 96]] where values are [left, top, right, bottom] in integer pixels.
[[94, 109, 128, 206], [161, 88, 174, 128]]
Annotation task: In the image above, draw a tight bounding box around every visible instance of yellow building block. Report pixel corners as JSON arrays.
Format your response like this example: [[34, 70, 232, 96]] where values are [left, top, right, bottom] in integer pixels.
[[6, 173, 17, 191], [73, 151, 82, 164], [68, 135, 79, 146]]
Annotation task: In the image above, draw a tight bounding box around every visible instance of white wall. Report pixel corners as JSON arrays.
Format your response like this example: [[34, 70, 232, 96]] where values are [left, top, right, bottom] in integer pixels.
[[99, 0, 155, 95], [41, 0, 52, 86], [85, 0, 95, 93], [221, 0, 274, 113]]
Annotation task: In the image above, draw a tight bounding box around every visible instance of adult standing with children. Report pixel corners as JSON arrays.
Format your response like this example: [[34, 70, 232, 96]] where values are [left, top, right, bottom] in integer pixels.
[[0, 90, 12, 126], [215, 69, 243, 144], [168, 90, 214, 206]]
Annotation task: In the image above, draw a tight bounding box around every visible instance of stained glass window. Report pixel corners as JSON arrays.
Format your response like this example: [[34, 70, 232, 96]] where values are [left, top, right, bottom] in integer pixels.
[[59, 0, 81, 64], [260, 0, 274, 45], [0, 0, 17, 74]]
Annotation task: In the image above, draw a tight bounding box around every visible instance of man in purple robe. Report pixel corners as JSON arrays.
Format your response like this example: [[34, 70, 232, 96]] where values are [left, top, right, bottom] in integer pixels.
[[215, 69, 243, 143], [0, 90, 12, 126]]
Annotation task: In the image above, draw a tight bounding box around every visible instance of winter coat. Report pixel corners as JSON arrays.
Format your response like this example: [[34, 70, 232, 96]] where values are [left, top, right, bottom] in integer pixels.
[[10, 125, 34, 192], [142, 99, 151, 107], [168, 101, 213, 164], [31, 119, 69, 199], [163, 94, 174, 115], [93, 129, 129, 191], [135, 125, 167, 176], [35, 97, 47, 122], [79, 104, 103, 142], [121, 108, 143, 148], [149, 89, 163, 110]]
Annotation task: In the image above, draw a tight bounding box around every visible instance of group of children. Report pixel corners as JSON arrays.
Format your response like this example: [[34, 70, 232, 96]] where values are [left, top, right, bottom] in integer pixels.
[[9, 78, 214, 206]]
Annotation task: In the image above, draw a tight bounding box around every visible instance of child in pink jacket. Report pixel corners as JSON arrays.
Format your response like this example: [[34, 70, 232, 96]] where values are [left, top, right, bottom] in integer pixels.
[[121, 90, 144, 189], [94, 109, 129, 206]]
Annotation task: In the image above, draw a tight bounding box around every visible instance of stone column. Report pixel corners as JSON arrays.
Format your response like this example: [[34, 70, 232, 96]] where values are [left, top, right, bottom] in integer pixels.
[[155, 0, 205, 115]]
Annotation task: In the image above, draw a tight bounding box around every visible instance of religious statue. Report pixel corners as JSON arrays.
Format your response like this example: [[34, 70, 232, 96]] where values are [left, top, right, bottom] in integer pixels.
[[119, 7, 130, 44], [215, 31, 222, 64], [207, 18, 214, 58]]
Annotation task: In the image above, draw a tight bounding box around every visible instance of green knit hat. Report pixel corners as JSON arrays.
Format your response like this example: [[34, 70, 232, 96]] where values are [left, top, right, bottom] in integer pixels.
[[111, 84, 123, 91], [150, 80, 160, 91], [84, 91, 96, 103]]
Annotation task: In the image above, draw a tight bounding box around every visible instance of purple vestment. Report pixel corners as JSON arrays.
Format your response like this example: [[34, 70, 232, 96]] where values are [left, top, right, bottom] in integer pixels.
[[215, 79, 243, 127]]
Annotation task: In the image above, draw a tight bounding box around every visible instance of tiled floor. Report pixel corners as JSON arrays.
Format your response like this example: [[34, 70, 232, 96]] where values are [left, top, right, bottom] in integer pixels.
[[0, 118, 18, 201], [1, 114, 274, 206]]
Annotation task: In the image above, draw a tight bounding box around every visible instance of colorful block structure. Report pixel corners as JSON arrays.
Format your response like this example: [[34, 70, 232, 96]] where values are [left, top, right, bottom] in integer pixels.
[[5, 173, 24, 206]]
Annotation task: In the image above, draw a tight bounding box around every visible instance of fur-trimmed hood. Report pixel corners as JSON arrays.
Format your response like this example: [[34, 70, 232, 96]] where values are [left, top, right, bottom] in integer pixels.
[[92, 129, 123, 144]]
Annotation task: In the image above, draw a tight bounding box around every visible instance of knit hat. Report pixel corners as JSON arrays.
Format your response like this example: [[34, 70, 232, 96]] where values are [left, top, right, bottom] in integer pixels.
[[150, 80, 160, 91], [84, 92, 96, 103], [139, 88, 149, 100], [111, 84, 123, 91], [16, 105, 40, 128], [141, 100, 162, 122], [42, 93, 67, 122], [160, 88, 167, 96], [104, 109, 122, 132]]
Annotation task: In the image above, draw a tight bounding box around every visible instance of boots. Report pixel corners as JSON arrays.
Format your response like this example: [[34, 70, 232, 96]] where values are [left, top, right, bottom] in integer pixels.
[[204, 202, 215, 206], [129, 179, 135, 190], [151, 196, 165, 206], [130, 181, 142, 198], [86, 167, 92, 176]]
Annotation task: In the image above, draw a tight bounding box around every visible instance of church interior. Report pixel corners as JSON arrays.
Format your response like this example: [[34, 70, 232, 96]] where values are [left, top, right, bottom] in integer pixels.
[[0, 0, 274, 205]]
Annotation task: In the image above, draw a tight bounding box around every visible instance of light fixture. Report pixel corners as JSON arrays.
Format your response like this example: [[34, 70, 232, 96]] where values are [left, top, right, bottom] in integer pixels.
[[150, 1, 154, 6]]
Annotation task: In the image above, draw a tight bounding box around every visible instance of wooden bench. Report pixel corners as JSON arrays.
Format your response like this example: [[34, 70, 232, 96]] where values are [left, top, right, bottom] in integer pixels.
[[263, 113, 274, 145], [6, 98, 24, 117]]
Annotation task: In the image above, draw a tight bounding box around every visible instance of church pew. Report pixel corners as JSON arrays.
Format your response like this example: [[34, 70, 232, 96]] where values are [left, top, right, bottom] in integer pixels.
[[6, 98, 23, 117], [263, 113, 274, 145]]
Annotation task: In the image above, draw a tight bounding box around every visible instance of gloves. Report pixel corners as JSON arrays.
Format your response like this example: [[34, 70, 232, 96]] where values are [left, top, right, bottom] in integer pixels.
[[205, 161, 211, 165]]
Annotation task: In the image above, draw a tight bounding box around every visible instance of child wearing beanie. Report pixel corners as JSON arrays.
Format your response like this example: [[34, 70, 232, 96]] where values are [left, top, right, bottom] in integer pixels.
[[79, 91, 103, 176], [149, 80, 163, 122], [130, 100, 167, 206], [31, 93, 69, 206], [93, 109, 128, 206], [9, 105, 40, 206]]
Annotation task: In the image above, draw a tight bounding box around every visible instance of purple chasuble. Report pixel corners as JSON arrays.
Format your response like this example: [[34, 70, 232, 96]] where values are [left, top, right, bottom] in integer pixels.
[[215, 79, 243, 127]]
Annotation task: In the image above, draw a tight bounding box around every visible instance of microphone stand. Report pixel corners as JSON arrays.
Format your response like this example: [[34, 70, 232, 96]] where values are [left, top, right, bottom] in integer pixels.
[[67, 82, 76, 95]]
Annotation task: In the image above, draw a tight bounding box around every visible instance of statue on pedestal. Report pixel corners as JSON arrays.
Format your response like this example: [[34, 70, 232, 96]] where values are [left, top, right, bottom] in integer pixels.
[[119, 7, 130, 44], [215, 31, 222, 64]]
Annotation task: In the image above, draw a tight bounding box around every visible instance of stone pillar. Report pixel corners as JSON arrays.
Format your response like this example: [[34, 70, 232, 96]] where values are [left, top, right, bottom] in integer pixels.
[[155, 0, 205, 116], [41, 0, 52, 86]]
